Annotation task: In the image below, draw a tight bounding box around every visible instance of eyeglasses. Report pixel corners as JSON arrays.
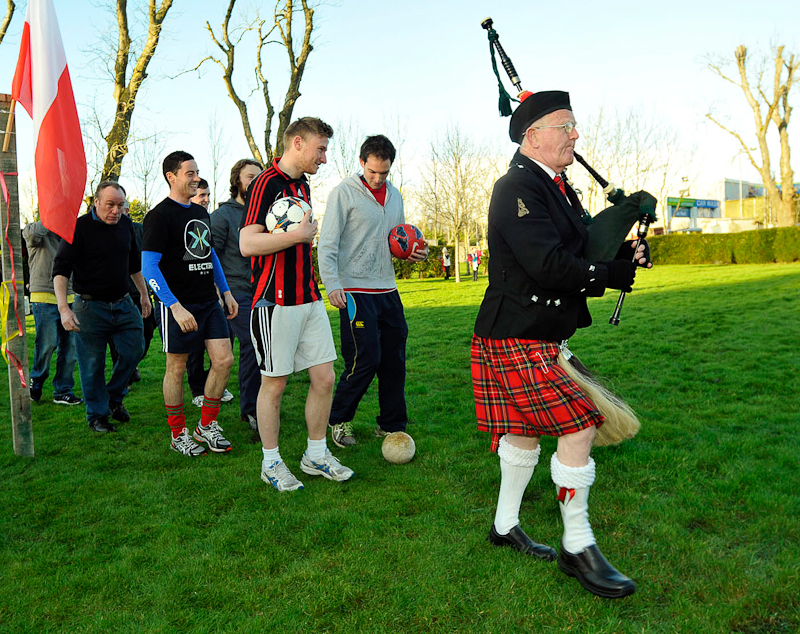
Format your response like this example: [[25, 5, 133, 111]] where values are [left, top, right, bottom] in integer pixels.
[[533, 121, 577, 134]]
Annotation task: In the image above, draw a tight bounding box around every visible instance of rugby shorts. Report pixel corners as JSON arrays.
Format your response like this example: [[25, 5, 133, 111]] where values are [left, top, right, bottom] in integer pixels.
[[159, 299, 229, 354], [250, 299, 336, 377]]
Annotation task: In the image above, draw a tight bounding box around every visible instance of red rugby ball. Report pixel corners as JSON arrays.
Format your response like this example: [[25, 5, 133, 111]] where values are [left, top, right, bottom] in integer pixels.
[[388, 224, 425, 260]]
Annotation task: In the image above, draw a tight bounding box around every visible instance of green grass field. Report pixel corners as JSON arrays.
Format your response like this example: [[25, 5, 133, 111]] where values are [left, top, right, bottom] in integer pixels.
[[1, 264, 799, 632]]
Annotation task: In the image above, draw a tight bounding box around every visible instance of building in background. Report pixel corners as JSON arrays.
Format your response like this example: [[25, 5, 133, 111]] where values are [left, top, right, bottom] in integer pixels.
[[667, 178, 799, 234]]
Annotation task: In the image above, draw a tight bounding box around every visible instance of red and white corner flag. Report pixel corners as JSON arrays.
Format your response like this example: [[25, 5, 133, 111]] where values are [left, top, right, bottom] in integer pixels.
[[11, 0, 86, 243]]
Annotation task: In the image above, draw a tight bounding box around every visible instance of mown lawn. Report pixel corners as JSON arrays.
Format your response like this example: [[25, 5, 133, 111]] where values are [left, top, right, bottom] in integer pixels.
[[1, 264, 798, 632]]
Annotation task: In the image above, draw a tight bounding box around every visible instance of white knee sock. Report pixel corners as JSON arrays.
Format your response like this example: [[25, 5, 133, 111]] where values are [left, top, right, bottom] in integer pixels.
[[306, 437, 327, 461], [493, 435, 541, 535], [550, 453, 596, 554]]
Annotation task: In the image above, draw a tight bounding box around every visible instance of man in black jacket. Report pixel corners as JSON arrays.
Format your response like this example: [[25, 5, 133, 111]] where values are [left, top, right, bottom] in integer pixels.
[[472, 90, 649, 599], [53, 182, 152, 433]]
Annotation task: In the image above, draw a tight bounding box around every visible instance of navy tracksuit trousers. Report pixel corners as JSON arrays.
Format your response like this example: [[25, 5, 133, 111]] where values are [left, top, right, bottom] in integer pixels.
[[329, 290, 408, 432]]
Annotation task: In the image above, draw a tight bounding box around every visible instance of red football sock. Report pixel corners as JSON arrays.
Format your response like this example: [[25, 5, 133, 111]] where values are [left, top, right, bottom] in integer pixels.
[[200, 395, 221, 428], [166, 403, 185, 439]]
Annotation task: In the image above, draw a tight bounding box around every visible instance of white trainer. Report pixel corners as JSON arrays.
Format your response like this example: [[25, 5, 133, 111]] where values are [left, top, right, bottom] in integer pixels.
[[261, 460, 304, 492], [300, 450, 354, 482], [170, 428, 207, 457]]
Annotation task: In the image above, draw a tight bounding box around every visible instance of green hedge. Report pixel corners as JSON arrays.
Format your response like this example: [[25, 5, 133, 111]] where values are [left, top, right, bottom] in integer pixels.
[[393, 245, 449, 279], [312, 245, 469, 283], [649, 227, 800, 264]]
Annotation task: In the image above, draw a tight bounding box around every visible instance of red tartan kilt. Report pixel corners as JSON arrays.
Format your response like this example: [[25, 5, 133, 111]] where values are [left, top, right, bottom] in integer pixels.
[[471, 335, 604, 451]]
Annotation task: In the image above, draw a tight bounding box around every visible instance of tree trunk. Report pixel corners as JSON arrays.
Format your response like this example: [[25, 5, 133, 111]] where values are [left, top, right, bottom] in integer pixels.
[[0, 94, 34, 456], [101, 0, 174, 183], [453, 231, 461, 283], [0, 0, 16, 47]]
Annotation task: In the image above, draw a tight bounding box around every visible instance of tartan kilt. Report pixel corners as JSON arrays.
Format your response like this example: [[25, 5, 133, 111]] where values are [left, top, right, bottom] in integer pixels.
[[471, 335, 604, 452]]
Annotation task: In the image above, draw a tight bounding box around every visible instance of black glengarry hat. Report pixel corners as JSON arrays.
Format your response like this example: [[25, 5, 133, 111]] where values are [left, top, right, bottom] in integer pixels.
[[509, 90, 571, 143]]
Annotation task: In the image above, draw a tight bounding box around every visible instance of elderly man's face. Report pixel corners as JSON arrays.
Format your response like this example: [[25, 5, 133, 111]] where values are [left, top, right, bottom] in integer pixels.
[[531, 109, 579, 173], [95, 187, 126, 225]]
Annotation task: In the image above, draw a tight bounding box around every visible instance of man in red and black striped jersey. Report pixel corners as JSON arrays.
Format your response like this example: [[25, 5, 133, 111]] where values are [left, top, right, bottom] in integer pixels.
[[240, 117, 353, 492]]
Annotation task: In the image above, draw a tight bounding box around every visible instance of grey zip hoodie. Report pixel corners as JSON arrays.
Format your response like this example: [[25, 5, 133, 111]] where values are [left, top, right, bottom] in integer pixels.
[[318, 175, 404, 292], [23, 221, 72, 295]]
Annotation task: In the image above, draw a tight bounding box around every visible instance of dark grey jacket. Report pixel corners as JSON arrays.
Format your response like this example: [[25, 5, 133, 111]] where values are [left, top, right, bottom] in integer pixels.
[[23, 221, 72, 295], [210, 198, 254, 297]]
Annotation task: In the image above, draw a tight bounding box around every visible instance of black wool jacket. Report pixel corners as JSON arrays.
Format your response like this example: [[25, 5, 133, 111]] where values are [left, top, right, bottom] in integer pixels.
[[474, 151, 612, 342]]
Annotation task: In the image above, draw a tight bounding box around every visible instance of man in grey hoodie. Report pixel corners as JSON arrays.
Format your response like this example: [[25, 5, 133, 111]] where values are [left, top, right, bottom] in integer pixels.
[[318, 135, 427, 448], [210, 158, 263, 429]]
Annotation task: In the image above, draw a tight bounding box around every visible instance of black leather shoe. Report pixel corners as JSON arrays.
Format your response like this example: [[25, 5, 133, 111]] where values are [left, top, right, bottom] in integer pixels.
[[488, 525, 557, 561], [110, 403, 131, 423], [89, 418, 117, 433], [558, 545, 636, 598]]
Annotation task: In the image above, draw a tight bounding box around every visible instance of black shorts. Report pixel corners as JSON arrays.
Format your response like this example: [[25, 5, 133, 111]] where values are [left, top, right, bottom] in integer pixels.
[[158, 299, 230, 354]]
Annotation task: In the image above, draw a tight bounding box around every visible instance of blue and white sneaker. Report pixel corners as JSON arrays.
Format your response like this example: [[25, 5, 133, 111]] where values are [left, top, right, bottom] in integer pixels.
[[261, 460, 304, 492], [300, 450, 354, 482]]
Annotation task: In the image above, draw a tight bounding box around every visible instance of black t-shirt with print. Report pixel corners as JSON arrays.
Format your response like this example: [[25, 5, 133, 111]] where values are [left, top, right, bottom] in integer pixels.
[[142, 197, 217, 304]]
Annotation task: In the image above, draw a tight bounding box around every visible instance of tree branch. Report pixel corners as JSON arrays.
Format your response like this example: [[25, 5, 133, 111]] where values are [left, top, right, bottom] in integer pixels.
[[0, 0, 15, 47]]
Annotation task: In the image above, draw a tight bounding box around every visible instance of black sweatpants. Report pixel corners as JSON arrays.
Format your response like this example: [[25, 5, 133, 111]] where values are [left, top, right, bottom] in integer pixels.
[[329, 290, 408, 432]]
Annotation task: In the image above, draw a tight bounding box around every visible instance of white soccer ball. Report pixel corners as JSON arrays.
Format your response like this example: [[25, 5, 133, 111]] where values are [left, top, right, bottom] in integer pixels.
[[266, 196, 312, 233], [381, 431, 416, 465]]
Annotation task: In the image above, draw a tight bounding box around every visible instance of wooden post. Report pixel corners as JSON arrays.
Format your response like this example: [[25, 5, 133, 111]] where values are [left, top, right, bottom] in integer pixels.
[[1, 93, 34, 457]]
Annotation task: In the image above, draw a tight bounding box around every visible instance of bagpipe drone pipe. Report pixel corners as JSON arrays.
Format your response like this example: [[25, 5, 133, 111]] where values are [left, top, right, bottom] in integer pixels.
[[480, 18, 654, 445]]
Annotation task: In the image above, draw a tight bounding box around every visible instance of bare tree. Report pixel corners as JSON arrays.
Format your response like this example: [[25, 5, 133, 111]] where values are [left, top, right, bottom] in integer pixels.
[[0, 0, 15, 47], [197, 0, 317, 165], [20, 172, 38, 225], [99, 0, 175, 183], [127, 125, 168, 212], [207, 111, 229, 208], [328, 116, 363, 181], [82, 97, 113, 202], [707, 45, 799, 227], [417, 127, 489, 283], [573, 107, 694, 228]]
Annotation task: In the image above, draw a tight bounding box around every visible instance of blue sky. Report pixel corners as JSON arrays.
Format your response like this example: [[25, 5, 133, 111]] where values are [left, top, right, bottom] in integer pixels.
[[1, 0, 798, 210]]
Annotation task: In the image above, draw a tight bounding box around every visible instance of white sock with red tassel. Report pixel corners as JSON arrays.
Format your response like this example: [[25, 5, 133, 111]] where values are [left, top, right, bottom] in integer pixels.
[[551, 453, 596, 554]]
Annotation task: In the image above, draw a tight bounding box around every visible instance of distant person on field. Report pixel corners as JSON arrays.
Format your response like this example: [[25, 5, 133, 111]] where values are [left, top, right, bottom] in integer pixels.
[[183, 178, 235, 408], [318, 134, 427, 449], [240, 116, 353, 491], [53, 182, 151, 432], [142, 152, 237, 457], [210, 159, 263, 431], [441, 246, 451, 280], [23, 220, 81, 406], [469, 247, 481, 281]]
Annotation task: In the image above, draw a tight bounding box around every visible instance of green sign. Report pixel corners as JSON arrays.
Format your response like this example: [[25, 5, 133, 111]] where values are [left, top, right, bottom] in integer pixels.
[[667, 197, 695, 208]]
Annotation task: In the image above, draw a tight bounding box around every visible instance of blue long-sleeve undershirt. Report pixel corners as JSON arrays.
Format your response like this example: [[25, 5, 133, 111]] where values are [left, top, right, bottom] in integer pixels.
[[141, 248, 229, 307]]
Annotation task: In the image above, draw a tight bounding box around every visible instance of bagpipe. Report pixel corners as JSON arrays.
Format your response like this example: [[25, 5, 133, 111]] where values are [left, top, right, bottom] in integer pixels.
[[481, 18, 654, 445], [480, 17, 657, 326]]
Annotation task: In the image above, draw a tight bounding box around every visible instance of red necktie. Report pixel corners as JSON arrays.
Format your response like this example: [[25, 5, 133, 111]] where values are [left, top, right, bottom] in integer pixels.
[[553, 175, 567, 197]]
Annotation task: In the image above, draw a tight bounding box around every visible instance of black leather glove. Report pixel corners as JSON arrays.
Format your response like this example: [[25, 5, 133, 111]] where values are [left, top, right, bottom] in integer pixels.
[[604, 259, 636, 293]]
